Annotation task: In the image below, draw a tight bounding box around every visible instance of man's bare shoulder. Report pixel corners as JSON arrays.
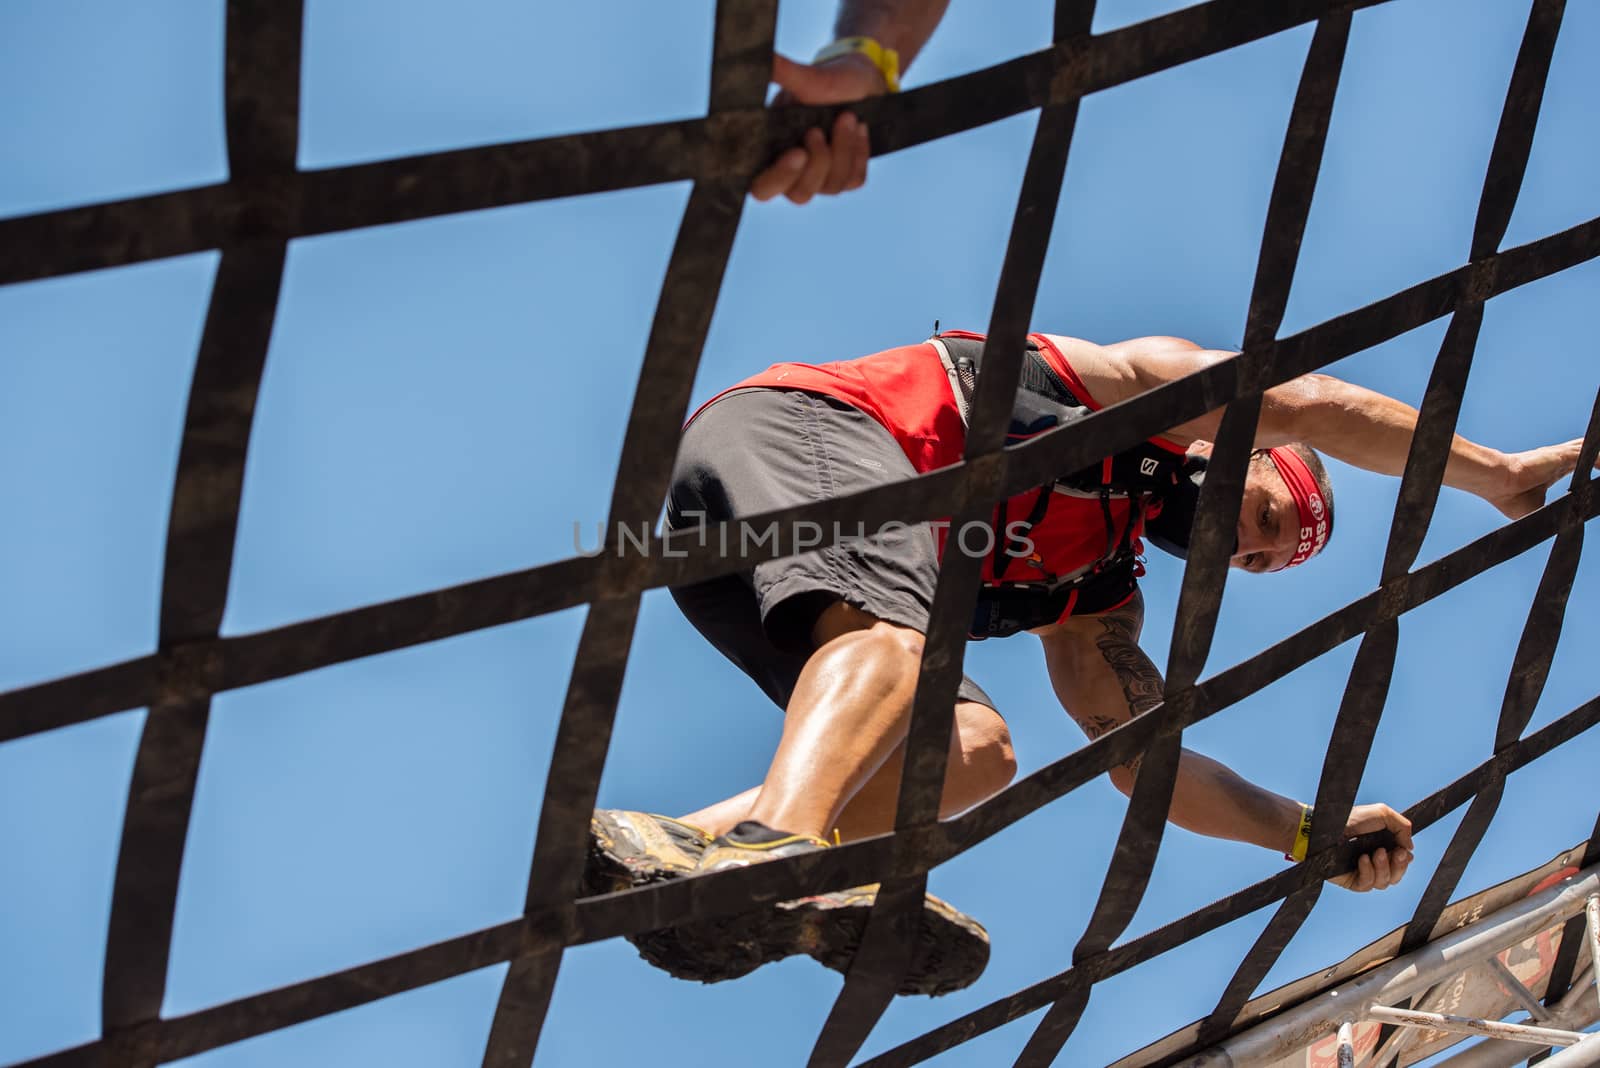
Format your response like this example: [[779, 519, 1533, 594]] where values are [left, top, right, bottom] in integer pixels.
[[1037, 333, 1136, 406], [1105, 335, 1234, 387], [1039, 333, 1230, 407]]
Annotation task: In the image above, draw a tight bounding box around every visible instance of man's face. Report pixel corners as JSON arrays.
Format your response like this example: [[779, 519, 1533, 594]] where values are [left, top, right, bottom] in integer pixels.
[[1231, 462, 1299, 573]]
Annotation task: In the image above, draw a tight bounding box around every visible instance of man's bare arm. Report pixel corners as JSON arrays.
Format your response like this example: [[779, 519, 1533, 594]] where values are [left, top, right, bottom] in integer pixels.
[[831, 0, 950, 62], [1038, 592, 1413, 890], [1105, 336, 1596, 520], [1040, 593, 1303, 849]]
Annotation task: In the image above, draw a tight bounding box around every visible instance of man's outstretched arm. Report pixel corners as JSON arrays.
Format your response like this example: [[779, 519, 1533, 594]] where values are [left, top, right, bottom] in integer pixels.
[[1111, 336, 1598, 520], [1037, 591, 1413, 892]]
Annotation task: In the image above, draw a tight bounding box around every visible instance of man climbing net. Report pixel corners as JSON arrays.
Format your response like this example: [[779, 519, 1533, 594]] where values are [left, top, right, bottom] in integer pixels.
[[582, 326, 1597, 995]]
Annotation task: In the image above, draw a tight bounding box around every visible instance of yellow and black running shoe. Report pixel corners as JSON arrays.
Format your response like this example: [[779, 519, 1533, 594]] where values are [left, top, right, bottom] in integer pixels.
[[693, 820, 832, 874], [582, 810, 713, 895], [634, 821, 990, 996]]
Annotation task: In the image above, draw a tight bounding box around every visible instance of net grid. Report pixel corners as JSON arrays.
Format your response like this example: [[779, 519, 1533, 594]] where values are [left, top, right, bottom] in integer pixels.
[[3, 1, 1598, 1066]]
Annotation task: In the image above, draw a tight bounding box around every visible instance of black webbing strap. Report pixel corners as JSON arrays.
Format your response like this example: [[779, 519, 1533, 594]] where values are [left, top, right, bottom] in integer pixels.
[[3, 1, 1598, 1067]]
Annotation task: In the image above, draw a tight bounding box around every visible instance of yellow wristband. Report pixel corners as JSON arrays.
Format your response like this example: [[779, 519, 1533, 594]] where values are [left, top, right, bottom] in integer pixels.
[[814, 36, 901, 92], [1287, 804, 1314, 863]]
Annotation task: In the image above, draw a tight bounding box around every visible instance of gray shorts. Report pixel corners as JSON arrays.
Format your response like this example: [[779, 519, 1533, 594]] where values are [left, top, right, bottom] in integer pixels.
[[666, 387, 996, 711]]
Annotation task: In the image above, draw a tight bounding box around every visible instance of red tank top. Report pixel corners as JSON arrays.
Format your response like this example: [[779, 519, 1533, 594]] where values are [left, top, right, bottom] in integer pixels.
[[692, 333, 1184, 591]]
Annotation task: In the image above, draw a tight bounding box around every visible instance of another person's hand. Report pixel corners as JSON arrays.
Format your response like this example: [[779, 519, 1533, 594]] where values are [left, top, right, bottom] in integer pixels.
[[1487, 438, 1600, 519], [751, 52, 888, 204], [1330, 803, 1414, 893]]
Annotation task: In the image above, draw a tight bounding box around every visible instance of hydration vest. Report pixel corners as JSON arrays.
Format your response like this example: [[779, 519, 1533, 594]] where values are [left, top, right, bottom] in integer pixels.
[[931, 331, 1205, 639]]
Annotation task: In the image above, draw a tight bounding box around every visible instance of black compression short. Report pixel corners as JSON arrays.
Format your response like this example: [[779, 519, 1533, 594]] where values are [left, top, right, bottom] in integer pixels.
[[666, 387, 997, 713]]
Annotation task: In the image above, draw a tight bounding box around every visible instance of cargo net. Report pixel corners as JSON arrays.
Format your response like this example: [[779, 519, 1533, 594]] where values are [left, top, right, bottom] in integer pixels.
[[3, 2, 1599, 1067]]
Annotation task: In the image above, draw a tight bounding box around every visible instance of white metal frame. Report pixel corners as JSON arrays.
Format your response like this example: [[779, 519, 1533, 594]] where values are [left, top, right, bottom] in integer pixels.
[[1178, 872, 1600, 1068]]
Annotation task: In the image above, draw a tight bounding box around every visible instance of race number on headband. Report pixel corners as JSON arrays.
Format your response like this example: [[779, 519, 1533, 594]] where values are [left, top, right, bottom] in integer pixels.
[[1266, 447, 1330, 570]]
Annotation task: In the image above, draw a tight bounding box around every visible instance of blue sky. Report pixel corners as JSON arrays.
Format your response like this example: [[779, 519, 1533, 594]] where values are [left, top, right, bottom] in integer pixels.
[[2, 1, 1598, 1066]]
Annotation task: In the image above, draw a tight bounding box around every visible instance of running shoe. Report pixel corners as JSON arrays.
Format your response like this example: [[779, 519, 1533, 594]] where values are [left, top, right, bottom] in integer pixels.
[[583, 809, 712, 895], [637, 820, 990, 995]]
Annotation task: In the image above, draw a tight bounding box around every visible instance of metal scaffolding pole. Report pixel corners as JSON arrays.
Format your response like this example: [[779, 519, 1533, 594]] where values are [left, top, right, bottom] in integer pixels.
[[1336, 1020, 1356, 1068], [1586, 895, 1600, 1010], [1178, 864, 1600, 1067], [1541, 1032, 1600, 1068], [1487, 953, 1555, 1022], [1430, 974, 1599, 1068], [1365, 1004, 1586, 1047]]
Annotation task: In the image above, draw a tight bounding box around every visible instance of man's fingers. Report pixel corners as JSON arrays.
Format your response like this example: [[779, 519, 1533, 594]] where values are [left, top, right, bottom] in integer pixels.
[[751, 119, 870, 203], [1352, 853, 1375, 892], [1385, 807, 1415, 851], [1535, 439, 1588, 487], [751, 146, 807, 201], [763, 51, 883, 204], [1352, 803, 1415, 851], [846, 119, 870, 191], [786, 127, 833, 204], [1342, 845, 1412, 893], [1565, 438, 1599, 479], [1371, 848, 1393, 890], [820, 112, 860, 195]]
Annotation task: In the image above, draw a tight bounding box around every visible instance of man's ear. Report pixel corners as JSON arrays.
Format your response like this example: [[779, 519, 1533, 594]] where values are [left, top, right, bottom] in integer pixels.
[[1187, 440, 1214, 461]]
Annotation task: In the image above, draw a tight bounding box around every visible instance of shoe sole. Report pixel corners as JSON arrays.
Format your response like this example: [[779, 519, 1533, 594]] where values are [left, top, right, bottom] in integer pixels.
[[633, 887, 990, 997], [583, 810, 709, 896]]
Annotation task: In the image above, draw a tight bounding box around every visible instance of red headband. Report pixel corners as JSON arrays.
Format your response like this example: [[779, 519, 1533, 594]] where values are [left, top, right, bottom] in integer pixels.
[[1267, 447, 1330, 570]]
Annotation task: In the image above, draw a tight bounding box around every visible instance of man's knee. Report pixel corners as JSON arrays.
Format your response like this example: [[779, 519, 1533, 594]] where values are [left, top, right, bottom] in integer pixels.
[[810, 601, 925, 660], [956, 702, 1017, 794], [842, 622, 926, 694]]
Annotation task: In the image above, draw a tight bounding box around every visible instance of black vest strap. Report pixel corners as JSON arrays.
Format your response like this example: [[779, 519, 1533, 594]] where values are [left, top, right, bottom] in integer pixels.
[[933, 331, 1191, 638], [992, 485, 1051, 582], [967, 563, 1140, 640], [936, 332, 1186, 496]]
